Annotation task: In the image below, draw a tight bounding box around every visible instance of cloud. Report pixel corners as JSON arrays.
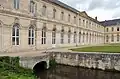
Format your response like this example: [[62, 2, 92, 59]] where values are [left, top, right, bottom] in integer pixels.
[[112, 8, 120, 19], [59, 0, 89, 11], [59, 0, 120, 20], [59, 0, 120, 11], [87, 0, 104, 10]]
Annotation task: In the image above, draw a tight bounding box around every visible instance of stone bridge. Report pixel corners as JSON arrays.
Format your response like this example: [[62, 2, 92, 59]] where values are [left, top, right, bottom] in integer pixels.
[[18, 51, 120, 72], [19, 53, 50, 71]]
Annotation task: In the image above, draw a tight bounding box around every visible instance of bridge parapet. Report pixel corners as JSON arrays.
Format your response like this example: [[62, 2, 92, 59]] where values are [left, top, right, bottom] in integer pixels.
[[19, 54, 50, 69], [50, 52, 120, 71]]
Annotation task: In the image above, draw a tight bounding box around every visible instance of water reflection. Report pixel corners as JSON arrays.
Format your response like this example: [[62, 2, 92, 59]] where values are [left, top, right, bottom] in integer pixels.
[[36, 65, 120, 79]]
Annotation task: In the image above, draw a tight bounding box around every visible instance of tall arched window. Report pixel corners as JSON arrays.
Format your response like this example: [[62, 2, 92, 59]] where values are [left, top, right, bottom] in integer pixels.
[[53, 9, 56, 19], [112, 27, 114, 31], [117, 34, 119, 42], [68, 30, 71, 43], [61, 12, 64, 20], [117, 27, 119, 31], [106, 35, 109, 42], [68, 14, 70, 22], [61, 28, 64, 44], [89, 33, 91, 43], [28, 26, 34, 45], [106, 28, 108, 32], [83, 33, 85, 43], [111, 34, 114, 42], [86, 33, 88, 43], [12, 23, 19, 45], [42, 5, 47, 16], [52, 27, 56, 44], [79, 32, 81, 43], [74, 31, 77, 43], [74, 16, 76, 24], [41, 23, 46, 44], [30, 0, 35, 13], [79, 19, 81, 26]]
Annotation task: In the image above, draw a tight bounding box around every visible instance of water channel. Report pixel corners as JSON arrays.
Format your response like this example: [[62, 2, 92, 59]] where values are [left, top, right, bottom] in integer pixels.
[[36, 65, 120, 79]]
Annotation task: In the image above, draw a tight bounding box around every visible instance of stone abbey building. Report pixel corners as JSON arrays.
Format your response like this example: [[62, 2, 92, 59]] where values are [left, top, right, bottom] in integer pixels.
[[0, 0, 119, 53]]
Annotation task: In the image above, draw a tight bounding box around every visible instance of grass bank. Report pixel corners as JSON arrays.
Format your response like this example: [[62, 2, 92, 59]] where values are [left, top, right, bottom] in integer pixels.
[[0, 56, 35, 79], [71, 45, 120, 53]]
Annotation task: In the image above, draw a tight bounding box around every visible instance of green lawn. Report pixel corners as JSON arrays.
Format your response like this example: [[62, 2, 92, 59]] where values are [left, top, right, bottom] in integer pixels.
[[70, 45, 120, 53]]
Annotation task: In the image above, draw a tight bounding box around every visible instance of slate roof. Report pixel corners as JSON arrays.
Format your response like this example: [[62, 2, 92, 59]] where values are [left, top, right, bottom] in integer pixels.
[[42, 0, 103, 26], [43, 0, 78, 13], [100, 19, 120, 26]]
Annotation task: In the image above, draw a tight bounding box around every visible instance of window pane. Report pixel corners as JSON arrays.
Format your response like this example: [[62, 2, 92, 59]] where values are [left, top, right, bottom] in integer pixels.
[[44, 31, 46, 37], [29, 30, 31, 37], [42, 30, 44, 37], [32, 29, 34, 37], [12, 28, 15, 36], [14, 0, 16, 8], [16, 28, 19, 36], [12, 37, 15, 45], [16, 37, 19, 45], [53, 39, 54, 44], [28, 38, 31, 45], [44, 38, 46, 44], [17, 0, 19, 9], [32, 38, 34, 45], [42, 38, 44, 44]]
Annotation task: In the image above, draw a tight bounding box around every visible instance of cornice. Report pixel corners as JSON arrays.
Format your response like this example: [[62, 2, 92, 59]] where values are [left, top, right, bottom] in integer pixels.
[[0, 8, 36, 19]]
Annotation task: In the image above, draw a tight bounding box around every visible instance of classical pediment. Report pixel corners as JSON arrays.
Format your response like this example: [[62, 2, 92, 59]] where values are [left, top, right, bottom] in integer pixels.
[[80, 11, 89, 17]]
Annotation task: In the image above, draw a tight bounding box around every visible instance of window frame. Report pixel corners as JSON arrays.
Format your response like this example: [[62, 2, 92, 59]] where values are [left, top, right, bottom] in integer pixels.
[[53, 9, 56, 19], [12, 23, 19, 45], [41, 24, 47, 44], [61, 12, 64, 20], [73, 31, 77, 43], [30, 0, 36, 13], [68, 30, 71, 43], [28, 26, 35, 45], [117, 34, 119, 42], [61, 29, 64, 44], [42, 5, 47, 16], [52, 28, 56, 44], [14, 0, 20, 9]]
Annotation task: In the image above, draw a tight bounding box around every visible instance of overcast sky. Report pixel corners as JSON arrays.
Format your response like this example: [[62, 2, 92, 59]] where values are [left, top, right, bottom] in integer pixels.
[[59, 0, 120, 21]]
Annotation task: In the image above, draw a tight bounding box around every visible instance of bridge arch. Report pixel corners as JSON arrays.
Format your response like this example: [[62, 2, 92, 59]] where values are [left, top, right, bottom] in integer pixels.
[[33, 61, 47, 73]]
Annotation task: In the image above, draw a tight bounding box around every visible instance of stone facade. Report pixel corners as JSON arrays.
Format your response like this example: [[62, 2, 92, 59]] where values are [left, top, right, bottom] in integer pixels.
[[104, 23, 120, 44], [100, 19, 120, 44], [52, 52, 120, 71], [0, 0, 115, 53]]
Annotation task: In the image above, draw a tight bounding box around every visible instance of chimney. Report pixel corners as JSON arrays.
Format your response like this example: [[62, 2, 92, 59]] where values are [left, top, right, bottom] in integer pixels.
[[95, 16, 97, 20]]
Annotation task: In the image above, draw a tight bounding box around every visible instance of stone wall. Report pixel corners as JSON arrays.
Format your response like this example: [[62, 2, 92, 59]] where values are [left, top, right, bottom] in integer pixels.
[[51, 52, 120, 71], [19, 54, 50, 69]]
